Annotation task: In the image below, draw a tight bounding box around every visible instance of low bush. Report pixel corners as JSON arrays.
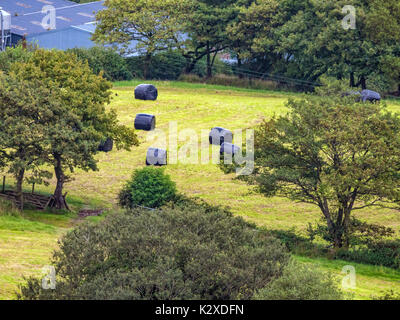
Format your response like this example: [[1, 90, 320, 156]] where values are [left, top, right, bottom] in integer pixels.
[[118, 167, 177, 209], [253, 261, 344, 300], [68, 47, 133, 81], [0, 198, 20, 217], [126, 51, 186, 80], [179, 74, 280, 91], [19, 203, 291, 300]]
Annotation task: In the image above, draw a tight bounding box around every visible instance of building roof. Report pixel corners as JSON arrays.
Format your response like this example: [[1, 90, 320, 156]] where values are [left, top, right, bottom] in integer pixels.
[[0, 0, 76, 16], [2, 0, 104, 36]]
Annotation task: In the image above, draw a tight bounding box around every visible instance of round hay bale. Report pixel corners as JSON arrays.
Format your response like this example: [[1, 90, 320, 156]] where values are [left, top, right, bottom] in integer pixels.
[[209, 127, 233, 145], [220, 142, 240, 155], [134, 84, 158, 101], [361, 89, 381, 103], [134, 113, 156, 131], [98, 138, 113, 152], [146, 147, 167, 166]]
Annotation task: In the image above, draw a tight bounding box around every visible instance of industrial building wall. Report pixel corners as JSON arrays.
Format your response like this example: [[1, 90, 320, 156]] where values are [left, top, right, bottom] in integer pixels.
[[26, 28, 94, 51]]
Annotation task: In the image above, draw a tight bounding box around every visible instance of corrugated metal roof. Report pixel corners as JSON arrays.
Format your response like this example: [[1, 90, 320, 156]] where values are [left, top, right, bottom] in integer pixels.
[[71, 23, 96, 34], [3, 0, 104, 36], [0, 0, 76, 15]]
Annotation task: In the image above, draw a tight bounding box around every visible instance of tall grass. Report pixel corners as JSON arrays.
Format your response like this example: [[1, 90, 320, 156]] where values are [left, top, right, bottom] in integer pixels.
[[0, 198, 20, 217]]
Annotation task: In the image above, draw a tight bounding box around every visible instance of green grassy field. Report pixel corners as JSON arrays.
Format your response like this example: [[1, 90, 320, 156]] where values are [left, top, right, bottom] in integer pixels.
[[1, 80, 399, 300]]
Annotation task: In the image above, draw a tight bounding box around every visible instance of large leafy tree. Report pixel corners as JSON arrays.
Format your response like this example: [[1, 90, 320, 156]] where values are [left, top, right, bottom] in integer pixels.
[[93, 0, 188, 79], [236, 84, 400, 248], [0, 74, 60, 209], [177, 0, 238, 77], [10, 49, 138, 209], [274, 0, 400, 88]]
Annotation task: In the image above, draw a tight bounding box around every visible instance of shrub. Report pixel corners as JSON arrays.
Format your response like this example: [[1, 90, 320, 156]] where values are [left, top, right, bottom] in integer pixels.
[[0, 198, 20, 217], [179, 73, 280, 91], [118, 167, 177, 209], [126, 51, 186, 80], [372, 290, 400, 300], [253, 261, 344, 300], [68, 47, 132, 81], [19, 203, 290, 300]]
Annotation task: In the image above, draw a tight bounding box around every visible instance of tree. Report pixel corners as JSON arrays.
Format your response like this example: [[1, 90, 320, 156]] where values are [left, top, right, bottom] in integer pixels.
[[93, 0, 188, 79], [177, 0, 238, 77], [0, 74, 60, 209], [19, 201, 290, 299], [273, 0, 400, 89], [235, 86, 400, 248], [226, 0, 279, 77], [10, 49, 139, 209]]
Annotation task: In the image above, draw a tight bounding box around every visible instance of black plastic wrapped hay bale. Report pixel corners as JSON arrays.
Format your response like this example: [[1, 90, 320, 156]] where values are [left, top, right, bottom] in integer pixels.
[[134, 113, 156, 131], [134, 84, 158, 101], [146, 148, 167, 166], [98, 138, 113, 152], [341, 90, 361, 99], [361, 89, 381, 103], [209, 127, 233, 145], [220, 142, 240, 155]]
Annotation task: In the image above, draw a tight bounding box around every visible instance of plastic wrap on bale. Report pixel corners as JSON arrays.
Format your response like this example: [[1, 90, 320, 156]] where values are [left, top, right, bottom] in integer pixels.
[[361, 89, 381, 102], [146, 147, 167, 166], [134, 84, 158, 101], [209, 127, 233, 145], [220, 142, 240, 155], [134, 113, 156, 131], [98, 138, 113, 152]]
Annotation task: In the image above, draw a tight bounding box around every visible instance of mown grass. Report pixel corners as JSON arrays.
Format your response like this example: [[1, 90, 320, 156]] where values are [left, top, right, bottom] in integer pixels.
[[0, 80, 399, 299], [294, 255, 400, 300]]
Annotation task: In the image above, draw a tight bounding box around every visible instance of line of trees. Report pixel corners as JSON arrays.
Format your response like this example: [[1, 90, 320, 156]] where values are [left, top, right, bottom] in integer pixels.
[[0, 47, 138, 210], [93, 0, 400, 92]]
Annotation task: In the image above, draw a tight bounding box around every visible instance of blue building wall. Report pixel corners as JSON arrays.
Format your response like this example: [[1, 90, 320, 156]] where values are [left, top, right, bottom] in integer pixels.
[[26, 28, 94, 50]]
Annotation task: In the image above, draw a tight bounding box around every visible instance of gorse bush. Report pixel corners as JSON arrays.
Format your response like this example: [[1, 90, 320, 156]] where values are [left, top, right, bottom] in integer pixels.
[[19, 203, 291, 300], [118, 167, 177, 209], [253, 261, 344, 300]]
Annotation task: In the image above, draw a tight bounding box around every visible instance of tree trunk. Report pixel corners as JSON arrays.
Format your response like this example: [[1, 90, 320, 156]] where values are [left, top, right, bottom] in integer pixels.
[[15, 168, 25, 211], [350, 72, 355, 87], [206, 41, 212, 79], [143, 54, 152, 80], [360, 75, 366, 90], [237, 58, 243, 79], [185, 60, 196, 74], [53, 155, 67, 210]]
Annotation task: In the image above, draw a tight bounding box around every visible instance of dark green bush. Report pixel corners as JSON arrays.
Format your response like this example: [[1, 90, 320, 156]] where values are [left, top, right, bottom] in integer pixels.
[[126, 51, 186, 80], [335, 240, 400, 269], [19, 203, 290, 300], [118, 167, 177, 209], [68, 47, 133, 81], [253, 261, 344, 300]]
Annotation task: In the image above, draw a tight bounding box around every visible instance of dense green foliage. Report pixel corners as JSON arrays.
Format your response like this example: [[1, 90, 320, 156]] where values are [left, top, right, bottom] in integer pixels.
[[119, 167, 177, 209], [0, 47, 138, 209], [19, 203, 291, 300], [226, 81, 400, 248], [253, 261, 344, 300], [92, 0, 400, 92], [68, 47, 133, 81]]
